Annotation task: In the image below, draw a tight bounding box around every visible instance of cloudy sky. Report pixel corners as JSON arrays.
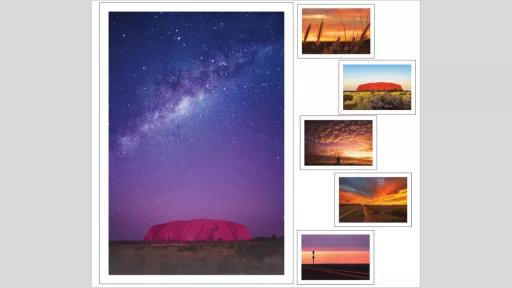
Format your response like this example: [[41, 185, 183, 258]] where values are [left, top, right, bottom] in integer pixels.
[[304, 120, 373, 166], [339, 177, 407, 205]]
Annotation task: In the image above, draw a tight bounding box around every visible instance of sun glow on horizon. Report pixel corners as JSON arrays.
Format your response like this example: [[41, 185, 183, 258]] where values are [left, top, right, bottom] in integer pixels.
[[302, 8, 371, 42], [304, 120, 373, 166], [340, 188, 407, 206], [339, 177, 408, 206], [301, 250, 370, 264]]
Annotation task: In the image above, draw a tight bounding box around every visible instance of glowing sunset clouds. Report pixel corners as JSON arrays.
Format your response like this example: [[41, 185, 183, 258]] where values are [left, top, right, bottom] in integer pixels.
[[339, 177, 407, 206], [304, 119, 374, 166]]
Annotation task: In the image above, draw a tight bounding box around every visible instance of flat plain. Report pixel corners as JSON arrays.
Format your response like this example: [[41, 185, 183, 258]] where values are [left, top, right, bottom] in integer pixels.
[[339, 204, 407, 223], [109, 239, 284, 275], [343, 91, 411, 110], [302, 263, 370, 280]]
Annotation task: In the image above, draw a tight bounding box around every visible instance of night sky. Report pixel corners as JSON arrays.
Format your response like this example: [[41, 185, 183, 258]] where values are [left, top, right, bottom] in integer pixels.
[[108, 12, 284, 240]]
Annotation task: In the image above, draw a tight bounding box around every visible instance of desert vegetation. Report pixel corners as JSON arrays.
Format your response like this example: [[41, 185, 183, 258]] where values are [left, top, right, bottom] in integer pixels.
[[109, 239, 284, 275], [343, 91, 411, 110], [302, 8, 371, 55]]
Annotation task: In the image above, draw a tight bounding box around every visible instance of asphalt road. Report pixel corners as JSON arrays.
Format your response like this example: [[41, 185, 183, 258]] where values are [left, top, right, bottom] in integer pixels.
[[302, 264, 370, 280]]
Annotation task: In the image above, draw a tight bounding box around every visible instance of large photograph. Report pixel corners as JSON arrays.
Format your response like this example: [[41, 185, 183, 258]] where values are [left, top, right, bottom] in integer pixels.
[[108, 11, 285, 275]]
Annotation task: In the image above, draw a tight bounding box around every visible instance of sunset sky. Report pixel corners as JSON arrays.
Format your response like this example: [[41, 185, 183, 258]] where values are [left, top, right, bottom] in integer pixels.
[[344, 64, 412, 91], [304, 120, 373, 166], [339, 177, 407, 206], [302, 8, 371, 42], [302, 234, 370, 264]]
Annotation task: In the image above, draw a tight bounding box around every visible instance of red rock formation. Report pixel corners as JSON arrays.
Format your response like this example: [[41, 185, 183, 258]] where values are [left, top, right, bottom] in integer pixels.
[[143, 219, 252, 242], [356, 82, 403, 91]]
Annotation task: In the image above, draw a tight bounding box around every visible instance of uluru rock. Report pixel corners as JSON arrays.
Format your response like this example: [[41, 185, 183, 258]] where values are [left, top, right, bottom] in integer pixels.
[[143, 219, 252, 242], [356, 82, 403, 92]]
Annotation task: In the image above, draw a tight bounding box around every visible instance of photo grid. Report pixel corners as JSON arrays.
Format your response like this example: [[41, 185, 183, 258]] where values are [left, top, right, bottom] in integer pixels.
[[93, 1, 420, 287], [297, 1, 418, 285]]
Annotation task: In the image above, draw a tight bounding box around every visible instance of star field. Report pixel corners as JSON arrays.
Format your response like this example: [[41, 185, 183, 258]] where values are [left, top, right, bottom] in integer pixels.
[[108, 12, 284, 240]]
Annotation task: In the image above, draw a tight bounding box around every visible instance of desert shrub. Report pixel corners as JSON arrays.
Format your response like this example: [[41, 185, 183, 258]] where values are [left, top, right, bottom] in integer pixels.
[[343, 100, 356, 110], [370, 93, 402, 109], [177, 244, 201, 252], [351, 91, 411, 110], [343, 93, 354, 101], [399, 91, 412, 108]]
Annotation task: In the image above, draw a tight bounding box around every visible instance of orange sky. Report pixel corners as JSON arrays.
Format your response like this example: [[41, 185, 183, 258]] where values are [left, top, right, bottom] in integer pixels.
[[304, 120, 373, 166], [301, 250, 369, 264], [302, 8, 371, 42], [339, 178, 407, 206], [340, 188, 407, 205]]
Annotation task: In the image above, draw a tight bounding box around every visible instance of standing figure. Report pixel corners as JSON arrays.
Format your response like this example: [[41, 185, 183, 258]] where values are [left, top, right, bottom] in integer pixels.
[[312, 250, 315, 264]]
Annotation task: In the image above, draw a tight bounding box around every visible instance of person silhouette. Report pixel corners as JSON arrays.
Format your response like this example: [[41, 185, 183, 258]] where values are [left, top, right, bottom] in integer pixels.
[[312, 250, 315, 264], [336, 156, 341, 165]]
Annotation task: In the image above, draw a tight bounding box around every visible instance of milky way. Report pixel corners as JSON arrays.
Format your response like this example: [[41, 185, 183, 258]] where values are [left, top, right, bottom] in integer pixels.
[[109, 12, 284, 240]]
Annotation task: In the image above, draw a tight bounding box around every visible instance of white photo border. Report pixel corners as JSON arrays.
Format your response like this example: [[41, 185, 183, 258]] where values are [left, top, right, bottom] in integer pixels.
[[300, 115, 378, 170], [297, 2, 375, 59], [297, 230, 375, 285], [338, 60, 417, 115], [92, 1, 295, 286], [334, 172, 412, 227]]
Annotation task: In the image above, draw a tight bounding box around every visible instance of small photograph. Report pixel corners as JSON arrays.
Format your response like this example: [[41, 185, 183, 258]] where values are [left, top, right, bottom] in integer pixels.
[[298, 231, 374, 284], [340, 61, 416, 114], [301, 116, 376, 169], [299, 5, 374, 57], [335, 173, 412, 226]]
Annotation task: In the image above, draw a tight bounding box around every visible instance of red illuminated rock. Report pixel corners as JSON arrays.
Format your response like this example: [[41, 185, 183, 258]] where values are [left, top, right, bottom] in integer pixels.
[[356, 82, 403, 91], [143, 219, 252, 242]]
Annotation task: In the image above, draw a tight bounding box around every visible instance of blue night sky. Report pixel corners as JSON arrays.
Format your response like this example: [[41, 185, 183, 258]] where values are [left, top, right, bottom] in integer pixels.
[[344, 64, 412, 91], [108, 12, 284, 240]]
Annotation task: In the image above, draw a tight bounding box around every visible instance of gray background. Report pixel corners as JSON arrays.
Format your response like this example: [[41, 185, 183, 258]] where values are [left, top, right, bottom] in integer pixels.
[[0, 0, 511, 287]]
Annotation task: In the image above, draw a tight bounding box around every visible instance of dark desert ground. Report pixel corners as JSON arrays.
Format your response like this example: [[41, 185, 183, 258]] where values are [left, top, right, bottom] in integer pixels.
[[339, 203, 407, 223], [109, 239, 284, 275], [302, 40, 370, 54], [302, 263, 370, 280]]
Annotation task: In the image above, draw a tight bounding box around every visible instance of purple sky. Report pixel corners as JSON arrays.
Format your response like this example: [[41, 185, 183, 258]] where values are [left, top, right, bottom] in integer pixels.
[[108, 12, 284, 240], [302, 235, 370, 251]]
